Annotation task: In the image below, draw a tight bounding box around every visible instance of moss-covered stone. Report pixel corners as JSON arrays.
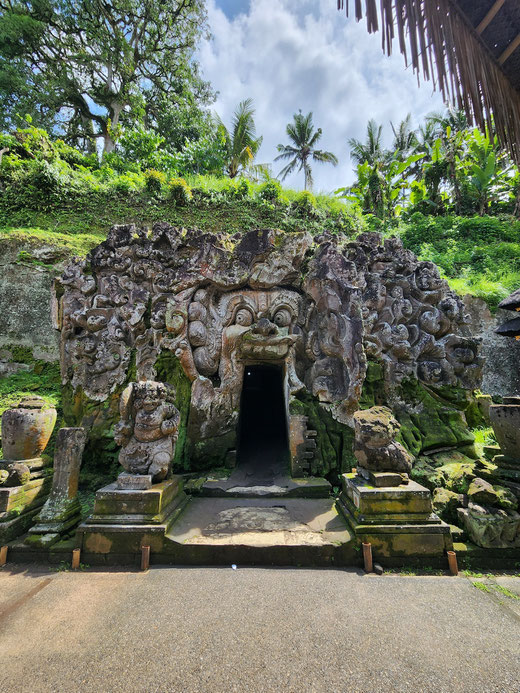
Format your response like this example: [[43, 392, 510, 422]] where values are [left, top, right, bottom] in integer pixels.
[[467, 477, 517, 510], [358, 359, 386, 410], [155, 350, 191, 471], [412, 449, 499, 495], [395, 378, 475, 456], [432, 487, 463, 525], [289, 391, 355, 479]]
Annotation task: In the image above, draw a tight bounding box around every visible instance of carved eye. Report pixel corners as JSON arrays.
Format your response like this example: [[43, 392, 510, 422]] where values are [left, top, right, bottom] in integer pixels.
[[235, 308, 254, 326], [273, 309, 291, 327]]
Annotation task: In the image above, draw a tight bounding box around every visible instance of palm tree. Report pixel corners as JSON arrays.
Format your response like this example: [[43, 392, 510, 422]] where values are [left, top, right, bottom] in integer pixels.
[[391, 114, 418, 160], [275, 110, 338, 189], [348, 119, 387, 166], [217, 98, 263, 178]]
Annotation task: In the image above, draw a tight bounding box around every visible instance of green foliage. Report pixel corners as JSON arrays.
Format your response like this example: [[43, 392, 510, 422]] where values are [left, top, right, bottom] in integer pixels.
[[292, 190, 317, 215], [168, 178, 192, 206], [399, 212, 520, 310], [0, 0, 212, 153], [343, 111, 519, 220], [217, 98, 263, 178], [258, 179, 282, 202], [0, 360, 60, 425], [144, 169, 166, 197]]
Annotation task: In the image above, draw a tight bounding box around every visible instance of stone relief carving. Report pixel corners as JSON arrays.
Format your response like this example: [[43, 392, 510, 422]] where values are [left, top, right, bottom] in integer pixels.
[[347, 233, 483, 394], [58, 225, 483, 470], [114, 381, 180, 481]]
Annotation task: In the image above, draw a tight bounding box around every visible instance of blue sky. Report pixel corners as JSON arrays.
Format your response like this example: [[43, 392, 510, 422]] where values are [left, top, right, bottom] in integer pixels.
[[200, 0, 446, 192]]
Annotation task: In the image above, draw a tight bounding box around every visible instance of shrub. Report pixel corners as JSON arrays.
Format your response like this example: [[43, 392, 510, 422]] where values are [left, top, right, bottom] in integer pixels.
[[168, 177, 192, 205], [223, 178, 251, 200], [258, 179, 282, 202], [292, 190, 317, 215], [27, 159, 70, 196], [110, 172, 142, 194], [145, 169, 166, 196]]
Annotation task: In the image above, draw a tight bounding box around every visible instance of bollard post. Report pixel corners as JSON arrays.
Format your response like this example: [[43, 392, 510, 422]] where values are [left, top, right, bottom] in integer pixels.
[[141, 545, 150, 571], [0, 545, 7, 567], [362, 542, 373, 573], [447, 550, 458, 576], [71, 548, 81, 570]]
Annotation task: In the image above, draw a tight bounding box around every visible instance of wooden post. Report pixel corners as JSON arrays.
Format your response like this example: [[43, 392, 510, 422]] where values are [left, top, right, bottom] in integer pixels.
[[362, 542, 373, 573], [447, 550, 458, 576], [71, 548, 81, 570], [0, 545, 7, 566], [141, 545, 150, 571]]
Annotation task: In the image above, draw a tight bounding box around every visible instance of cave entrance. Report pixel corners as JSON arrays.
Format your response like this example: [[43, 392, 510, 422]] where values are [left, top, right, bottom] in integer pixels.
[[237, 364, 290, 482]]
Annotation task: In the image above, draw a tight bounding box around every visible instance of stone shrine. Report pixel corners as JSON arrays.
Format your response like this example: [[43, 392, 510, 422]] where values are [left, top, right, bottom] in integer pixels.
[[49, 224, 489, 562]]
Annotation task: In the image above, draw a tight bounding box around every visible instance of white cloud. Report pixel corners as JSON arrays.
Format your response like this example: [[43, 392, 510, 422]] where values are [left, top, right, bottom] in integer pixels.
[[198, 0, 445, 192]]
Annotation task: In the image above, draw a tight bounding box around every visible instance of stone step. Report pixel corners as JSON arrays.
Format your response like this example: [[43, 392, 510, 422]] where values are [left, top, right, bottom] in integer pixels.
[[161, 497, 356, 566], [199, 475, 332, 499]]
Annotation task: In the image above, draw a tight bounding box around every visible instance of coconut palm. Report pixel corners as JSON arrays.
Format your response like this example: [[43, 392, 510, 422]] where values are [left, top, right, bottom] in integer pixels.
[[391, 114, 418, 160], [217, 98, 263, 178], [275, 110, 338, 190], [348, 119, 387, 166]]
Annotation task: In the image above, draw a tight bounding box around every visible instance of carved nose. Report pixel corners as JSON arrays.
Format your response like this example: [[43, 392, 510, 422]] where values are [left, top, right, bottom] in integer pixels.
[[252, 317, 277, 336]]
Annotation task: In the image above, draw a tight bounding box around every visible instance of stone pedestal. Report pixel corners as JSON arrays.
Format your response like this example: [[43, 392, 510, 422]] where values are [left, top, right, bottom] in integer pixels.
[[77, 476, 187, 556], [26, 428, 87, 547], [337, 473, 452, 558], [0, 462, 53, 543]]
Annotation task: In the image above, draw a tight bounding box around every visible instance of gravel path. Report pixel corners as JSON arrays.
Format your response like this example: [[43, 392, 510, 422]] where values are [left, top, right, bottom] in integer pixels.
[[0, 564, 519, 692]]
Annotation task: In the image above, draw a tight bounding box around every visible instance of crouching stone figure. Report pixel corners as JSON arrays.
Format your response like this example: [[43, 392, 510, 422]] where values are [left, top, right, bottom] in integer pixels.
[[115, 381, 180, 482]]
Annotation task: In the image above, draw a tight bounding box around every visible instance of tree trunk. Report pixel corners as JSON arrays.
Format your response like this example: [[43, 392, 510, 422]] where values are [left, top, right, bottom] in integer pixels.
[[102, 103, 124, 155], [103, 131, 116, 154]]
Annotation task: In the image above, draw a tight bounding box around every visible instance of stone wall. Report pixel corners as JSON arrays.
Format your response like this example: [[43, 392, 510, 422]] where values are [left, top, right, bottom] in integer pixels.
[[0, 240, 64, 370], [463, 295, 520, 397]]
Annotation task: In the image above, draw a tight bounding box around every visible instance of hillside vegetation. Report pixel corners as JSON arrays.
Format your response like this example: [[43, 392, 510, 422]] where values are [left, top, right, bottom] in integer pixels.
[[0, 123, 519, 312]]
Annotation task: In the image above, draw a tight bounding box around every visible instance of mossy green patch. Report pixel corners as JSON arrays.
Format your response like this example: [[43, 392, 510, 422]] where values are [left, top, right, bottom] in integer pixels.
[[289, 391, 355, 480], [155, 349, 191, 471], [0, 227, 104, 259], [395, 378, 475, 456]]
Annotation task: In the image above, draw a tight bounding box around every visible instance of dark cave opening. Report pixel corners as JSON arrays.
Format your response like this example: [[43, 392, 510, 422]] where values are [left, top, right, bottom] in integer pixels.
[[237, 364, 290, 481]]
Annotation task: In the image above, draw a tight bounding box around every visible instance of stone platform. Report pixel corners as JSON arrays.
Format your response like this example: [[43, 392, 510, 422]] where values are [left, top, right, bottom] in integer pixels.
[[0, 461, 52, 544], [338, 473, 453, 558], [161, 497, 355, 566], [76, 476, 188, 555]]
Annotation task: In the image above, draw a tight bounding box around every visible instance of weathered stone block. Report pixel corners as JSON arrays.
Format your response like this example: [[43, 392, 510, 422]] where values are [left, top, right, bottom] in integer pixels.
[[337, 473, 452, 558], [340, 474, 434, 521], [88, 477, 185, 524], [458, 503, 520, 548], [117, 473, 152, 490], [27, 427, 87, 545]]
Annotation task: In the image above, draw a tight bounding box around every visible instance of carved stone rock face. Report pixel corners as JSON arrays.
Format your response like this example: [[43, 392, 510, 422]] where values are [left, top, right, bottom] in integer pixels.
[[57, 225, 483, 473]]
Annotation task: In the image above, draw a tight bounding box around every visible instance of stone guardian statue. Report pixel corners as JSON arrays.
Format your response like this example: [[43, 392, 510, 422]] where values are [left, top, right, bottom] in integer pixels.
[[114, 381, 180, 484]]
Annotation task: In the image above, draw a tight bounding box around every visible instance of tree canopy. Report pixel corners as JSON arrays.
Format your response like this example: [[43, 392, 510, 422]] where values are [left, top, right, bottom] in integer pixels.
[[0, 0, 212, 152]]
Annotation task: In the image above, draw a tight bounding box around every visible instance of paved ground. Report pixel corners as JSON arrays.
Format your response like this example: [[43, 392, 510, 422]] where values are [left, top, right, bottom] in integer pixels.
[[0, 564, 519, 693]]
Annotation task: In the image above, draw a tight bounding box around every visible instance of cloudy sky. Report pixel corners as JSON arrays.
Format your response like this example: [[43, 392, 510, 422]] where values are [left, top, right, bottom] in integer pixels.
[[198, 0, 446, 192]]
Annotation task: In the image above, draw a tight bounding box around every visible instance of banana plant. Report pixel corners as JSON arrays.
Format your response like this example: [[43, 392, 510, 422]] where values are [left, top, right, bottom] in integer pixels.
[[337, 152, 424, 218], [463, 128, 512, 215]]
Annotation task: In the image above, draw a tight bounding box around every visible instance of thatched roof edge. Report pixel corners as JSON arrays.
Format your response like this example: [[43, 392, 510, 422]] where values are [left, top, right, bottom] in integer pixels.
[[338, 0, 520, 164]]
